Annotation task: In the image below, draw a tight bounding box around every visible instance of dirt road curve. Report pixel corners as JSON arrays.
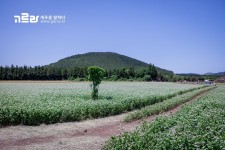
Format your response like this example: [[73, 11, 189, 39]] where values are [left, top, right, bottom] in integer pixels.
[[0, 91, 208, 150]]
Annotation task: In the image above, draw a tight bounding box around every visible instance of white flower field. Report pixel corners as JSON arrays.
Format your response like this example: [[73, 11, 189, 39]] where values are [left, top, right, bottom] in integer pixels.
[[0, 81, 202, 126]]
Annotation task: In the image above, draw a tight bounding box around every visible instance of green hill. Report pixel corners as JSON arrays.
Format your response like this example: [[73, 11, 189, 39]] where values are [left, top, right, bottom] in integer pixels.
[[47, 52, 173, 74]]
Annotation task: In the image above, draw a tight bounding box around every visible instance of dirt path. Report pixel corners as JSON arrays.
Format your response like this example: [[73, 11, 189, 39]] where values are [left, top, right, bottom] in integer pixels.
[[0, 90, 209, 150]]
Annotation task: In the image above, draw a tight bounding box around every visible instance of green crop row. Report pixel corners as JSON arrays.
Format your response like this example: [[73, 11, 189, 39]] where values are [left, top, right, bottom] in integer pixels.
[[103, 86, 225, 150], [124, 86, 214, 122]]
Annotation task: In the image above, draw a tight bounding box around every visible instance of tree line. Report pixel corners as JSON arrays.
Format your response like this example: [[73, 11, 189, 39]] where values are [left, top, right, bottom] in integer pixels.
[[0, 64, 207, 82]]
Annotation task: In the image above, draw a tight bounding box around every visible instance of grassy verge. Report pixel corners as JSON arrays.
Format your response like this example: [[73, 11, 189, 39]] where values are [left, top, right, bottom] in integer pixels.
[[103, 86, 225, 150], [124, 86, 214, 122]]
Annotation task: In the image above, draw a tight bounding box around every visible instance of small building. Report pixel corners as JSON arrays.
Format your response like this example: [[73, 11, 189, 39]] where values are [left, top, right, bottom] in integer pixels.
[[204, 80, 211, 85]]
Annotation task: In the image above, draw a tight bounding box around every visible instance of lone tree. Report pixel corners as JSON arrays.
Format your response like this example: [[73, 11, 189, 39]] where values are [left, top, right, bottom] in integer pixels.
[[87, 66, 105, 100]]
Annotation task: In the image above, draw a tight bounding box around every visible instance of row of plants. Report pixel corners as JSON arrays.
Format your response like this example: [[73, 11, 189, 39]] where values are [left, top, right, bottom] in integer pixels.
[[103, 86, 225, 150], [0, 82, 203, 126], [124, 86, 214, 122]]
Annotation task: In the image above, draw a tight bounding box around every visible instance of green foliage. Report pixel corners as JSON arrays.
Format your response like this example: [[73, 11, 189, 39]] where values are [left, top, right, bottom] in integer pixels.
[[0, 65, 88, 80], [0, 65, 165, 81], [104, 86, 225, 150], [143, 75, 152, 81], [146, 64, 158, 80], [88, 66, 105, 85], [48, 52, 146, 70], [87, 66, 105, 100], [47, 52, 174, 74]]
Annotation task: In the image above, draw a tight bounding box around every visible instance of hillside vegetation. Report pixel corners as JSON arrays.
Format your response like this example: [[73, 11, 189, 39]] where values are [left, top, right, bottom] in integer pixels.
[[2, 52, 219, 82], [47, 52, 173, 75]]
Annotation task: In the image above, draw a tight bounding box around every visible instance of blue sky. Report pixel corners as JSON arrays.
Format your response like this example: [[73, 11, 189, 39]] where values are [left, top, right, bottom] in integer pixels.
[[0, 0, 225, 74]]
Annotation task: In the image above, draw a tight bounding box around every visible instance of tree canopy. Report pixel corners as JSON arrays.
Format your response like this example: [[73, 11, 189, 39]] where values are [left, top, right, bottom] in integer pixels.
[[87, 66, 105, 100]]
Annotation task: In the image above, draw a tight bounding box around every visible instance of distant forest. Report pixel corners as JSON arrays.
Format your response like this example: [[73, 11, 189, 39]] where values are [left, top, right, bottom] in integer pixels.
[[0, 64, 216, 82]]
